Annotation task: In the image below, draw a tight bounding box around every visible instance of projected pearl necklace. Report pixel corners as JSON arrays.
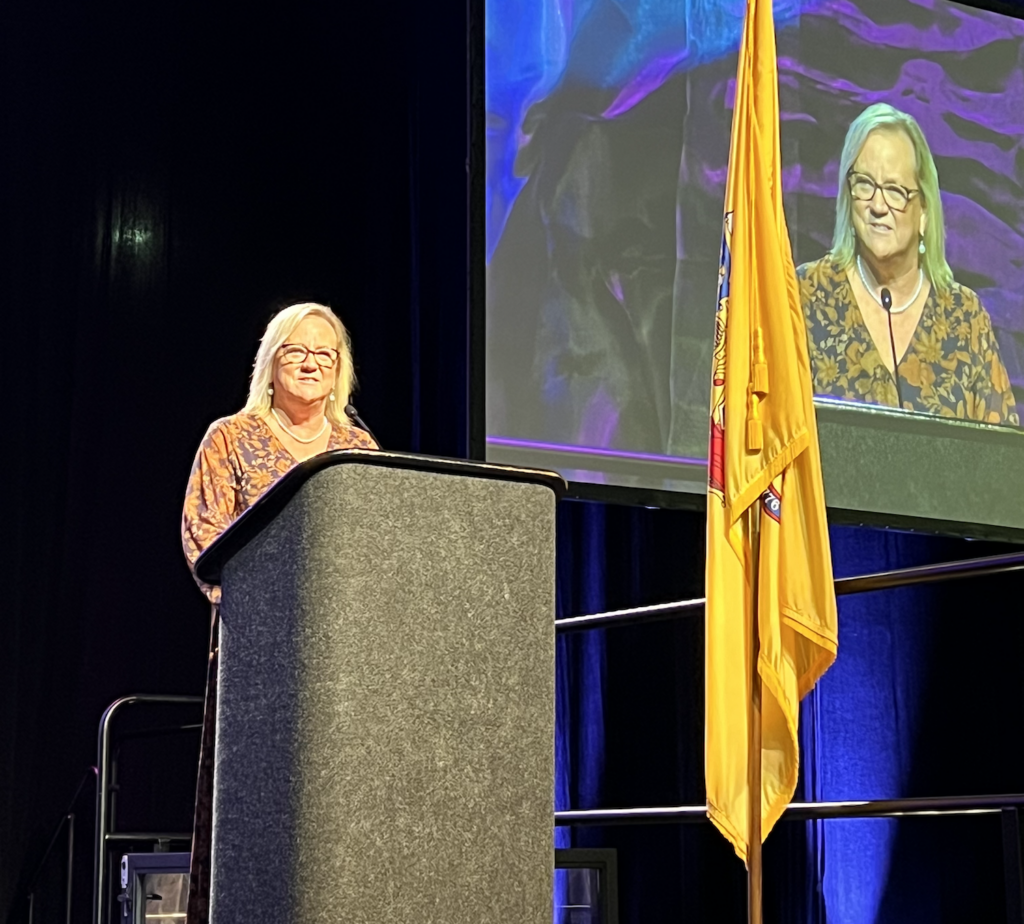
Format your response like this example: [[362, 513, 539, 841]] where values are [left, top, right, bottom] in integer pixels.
[[271, 408, 329, 444], [856, 256, 924, 315]]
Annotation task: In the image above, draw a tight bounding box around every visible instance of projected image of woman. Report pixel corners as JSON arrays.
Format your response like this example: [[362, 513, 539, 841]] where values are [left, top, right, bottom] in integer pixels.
[[798, 103, 1019, 425]]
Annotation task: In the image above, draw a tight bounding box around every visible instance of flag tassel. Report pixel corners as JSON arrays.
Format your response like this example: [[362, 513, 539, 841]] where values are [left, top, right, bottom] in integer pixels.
[[753, 327, 769, 395], [747, 391, 763, 451], [748, 326, 769, 452]]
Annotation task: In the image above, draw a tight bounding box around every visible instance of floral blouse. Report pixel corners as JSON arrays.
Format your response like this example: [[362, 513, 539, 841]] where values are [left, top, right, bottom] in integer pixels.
[[798, 257, 1019, 426], [182, 412, 378, 601]]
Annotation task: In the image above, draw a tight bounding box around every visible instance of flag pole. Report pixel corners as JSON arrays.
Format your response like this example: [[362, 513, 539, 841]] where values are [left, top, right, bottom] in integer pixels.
[[747, 503, 763, 924]]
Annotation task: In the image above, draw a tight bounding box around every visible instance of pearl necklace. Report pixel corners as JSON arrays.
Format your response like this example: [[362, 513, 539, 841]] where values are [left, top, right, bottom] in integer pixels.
[[856, 256, 924, 315], [271, 408, 330, 444]]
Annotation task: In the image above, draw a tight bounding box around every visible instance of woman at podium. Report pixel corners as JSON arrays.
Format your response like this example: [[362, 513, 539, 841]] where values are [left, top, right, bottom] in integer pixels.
[[797, 103, 1019, 425], [182, 302, 377, 598], [180, 301, 377, 923]]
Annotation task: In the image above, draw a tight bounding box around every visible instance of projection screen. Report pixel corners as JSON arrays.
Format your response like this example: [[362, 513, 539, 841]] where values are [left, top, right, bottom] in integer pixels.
[[478, 0, 1024, 538]]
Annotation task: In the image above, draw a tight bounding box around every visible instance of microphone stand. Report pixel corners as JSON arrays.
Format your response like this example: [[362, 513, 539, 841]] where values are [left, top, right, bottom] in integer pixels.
[[344, 402, 382, 449], [880, 287, 905, 410]]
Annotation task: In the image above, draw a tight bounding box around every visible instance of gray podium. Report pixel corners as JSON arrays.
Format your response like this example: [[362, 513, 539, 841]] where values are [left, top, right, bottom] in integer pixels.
[[194, 451, 563, 924]]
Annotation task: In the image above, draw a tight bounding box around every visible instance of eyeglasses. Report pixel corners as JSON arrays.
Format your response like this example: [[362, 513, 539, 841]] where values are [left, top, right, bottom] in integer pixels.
[[279, 343, 340, 368], [847, 171, 920, 213]]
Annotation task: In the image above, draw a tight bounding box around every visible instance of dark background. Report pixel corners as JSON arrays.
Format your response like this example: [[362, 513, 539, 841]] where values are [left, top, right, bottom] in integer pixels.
[[3, 1, 1024, 923], [1, 0, 467, 918]]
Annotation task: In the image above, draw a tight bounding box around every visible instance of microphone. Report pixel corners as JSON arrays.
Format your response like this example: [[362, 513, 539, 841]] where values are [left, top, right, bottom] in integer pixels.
[[344, 403, 382, 449], [880, 288, 904, 410]]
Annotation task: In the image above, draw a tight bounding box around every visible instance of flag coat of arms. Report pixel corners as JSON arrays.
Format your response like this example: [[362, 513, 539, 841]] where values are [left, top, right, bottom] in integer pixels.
[[705, 0, 839, 862]]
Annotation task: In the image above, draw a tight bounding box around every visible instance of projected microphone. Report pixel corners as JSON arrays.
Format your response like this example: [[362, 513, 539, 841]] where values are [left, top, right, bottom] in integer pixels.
[[880, 288, 904, 410], [344, 403, 382, 449]]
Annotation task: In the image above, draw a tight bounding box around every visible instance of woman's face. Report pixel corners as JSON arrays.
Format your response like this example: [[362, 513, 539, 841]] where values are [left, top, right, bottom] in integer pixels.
[[850, 128, 926, 270], [272, 315, 339, 405]]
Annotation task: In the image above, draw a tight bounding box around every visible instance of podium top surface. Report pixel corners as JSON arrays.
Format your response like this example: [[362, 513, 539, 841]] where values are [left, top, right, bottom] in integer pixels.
[[194, 450, 566, 585]]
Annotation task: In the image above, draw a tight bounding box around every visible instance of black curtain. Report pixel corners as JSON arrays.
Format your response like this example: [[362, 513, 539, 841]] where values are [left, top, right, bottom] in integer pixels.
[[4, 2, 1024, 923], [1, 1, 466, 918]]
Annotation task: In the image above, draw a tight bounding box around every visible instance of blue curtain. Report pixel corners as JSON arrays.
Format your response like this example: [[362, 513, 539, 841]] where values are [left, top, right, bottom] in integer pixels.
[[806, 528, 937, 924], [555, 507, 1024, 922], [556, 502, 609, 837]]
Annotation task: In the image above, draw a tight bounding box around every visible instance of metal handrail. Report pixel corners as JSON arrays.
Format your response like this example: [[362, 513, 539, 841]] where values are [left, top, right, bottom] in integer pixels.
[[555, 550, 1024, 633], [105, 831, 193, 842], [555, 598, 705, 633], [17, 766, 95, 924], [555, 792, 1024, 826], [833, 550, 1024, 596], [93, 694, 203, 924], [556, 792, 1024, 917]]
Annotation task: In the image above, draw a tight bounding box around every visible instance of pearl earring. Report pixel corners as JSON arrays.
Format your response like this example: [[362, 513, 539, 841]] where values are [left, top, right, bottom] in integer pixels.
[[268, 385, 274, 395], [919, 239, 926, 255], [329, 391, 336, 402]]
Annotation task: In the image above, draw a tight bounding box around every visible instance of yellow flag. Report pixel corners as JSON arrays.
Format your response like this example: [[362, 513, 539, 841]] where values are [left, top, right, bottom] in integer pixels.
[[705, 0, 838, 862]]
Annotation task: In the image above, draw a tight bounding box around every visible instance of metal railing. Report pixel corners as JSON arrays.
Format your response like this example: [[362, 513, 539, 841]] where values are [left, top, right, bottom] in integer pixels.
[[555, 549, 1024, 634], [556, 793, 1024, 826], [93, 695, 203, 924], [15, 767, 95, 924], [555, 798, 1024, 924]]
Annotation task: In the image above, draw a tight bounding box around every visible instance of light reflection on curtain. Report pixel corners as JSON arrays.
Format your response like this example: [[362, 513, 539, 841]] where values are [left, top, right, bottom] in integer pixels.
[[808, 528, 935, 924], [94, 168, 169, 300]]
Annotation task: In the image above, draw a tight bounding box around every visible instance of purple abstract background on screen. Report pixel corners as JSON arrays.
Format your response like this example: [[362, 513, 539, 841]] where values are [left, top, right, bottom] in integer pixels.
[[485, 0, 1024, 464]]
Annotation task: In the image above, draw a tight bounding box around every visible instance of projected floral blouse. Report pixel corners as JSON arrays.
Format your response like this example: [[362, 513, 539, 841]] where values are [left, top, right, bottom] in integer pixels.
[[798, 258, 1019, 426]]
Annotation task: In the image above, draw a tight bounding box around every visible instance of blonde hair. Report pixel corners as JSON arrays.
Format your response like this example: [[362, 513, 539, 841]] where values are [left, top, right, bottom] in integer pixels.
[[243, 302, 356, 426], [831, 103, 953, 292]]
